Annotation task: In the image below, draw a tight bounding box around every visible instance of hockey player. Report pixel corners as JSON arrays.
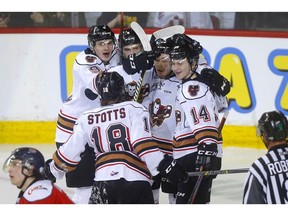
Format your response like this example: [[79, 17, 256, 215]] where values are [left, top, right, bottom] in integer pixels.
[[55, 24, 121, 204], [243, 110, 288, 204], [107, 28, 153, 101], [44, 71, 188, 204], [3, 147, 73, 204], [169, 34, 224, 204], [139, 38, 181, 204]]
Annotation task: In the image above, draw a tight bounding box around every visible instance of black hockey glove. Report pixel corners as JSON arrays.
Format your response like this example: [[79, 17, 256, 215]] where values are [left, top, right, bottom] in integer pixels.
[[195, 143, 218, 172], [199, 68, 231, 96], [122, 51, 155, 75], [157, 154, 188, 184], [42, 159, 56, 183]]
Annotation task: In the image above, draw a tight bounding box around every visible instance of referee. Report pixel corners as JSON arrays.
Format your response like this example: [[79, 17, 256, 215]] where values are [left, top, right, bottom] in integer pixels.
[[243, 110, 288, 204]]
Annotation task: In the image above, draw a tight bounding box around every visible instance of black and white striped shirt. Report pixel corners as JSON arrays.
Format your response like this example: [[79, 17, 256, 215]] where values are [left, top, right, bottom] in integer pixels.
[[243, 144, 288, 204]]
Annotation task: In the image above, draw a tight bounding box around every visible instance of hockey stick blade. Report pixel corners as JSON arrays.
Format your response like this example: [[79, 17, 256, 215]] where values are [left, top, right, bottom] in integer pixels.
[[153, 25, 185, 39], [187, 168, 249, 177], [130, 22, 151, 51]]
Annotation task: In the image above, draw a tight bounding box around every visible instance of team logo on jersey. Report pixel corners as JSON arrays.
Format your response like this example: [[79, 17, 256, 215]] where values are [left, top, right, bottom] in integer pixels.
[[149, 98, 172, 126], [110, 171, 119, 176], [27, 185, 48, 195], [125, 81, 137, 101], [188, 85, 199, 96]]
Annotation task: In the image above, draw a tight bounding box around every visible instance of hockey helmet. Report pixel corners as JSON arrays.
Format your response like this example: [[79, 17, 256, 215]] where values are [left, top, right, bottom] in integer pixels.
[[257, 110, 288, 141], [118, 28, 141, 50], [3, 147, 45, 177], [96, 71, 125, 100], [152, 38, 173, 58], [87, 24, 116, 50], [169, 34, 202, 64]]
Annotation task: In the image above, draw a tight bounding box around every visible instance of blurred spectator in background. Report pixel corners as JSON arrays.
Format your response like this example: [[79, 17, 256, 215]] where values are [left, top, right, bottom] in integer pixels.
[[30, 12, 86, 27], [5, 12, 86, 27], [97, 12, 148, 28], [151, 12, 185, 28], [3, 12, 288, 31], [186, 12, 214, 29], [147, 12, 214, 29], [0, 12, 10, 27]]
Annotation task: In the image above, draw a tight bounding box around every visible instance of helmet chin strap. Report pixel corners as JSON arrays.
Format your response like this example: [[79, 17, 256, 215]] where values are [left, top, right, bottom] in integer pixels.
[[18, 167, 33, 190], [17, 175, 28, 189]]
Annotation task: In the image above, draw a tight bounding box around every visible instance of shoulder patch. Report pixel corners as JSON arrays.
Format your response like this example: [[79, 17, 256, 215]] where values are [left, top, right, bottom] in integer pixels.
[[181, 81, 209, 100], [23, 180, 53, 202], [76, 52, 101, 65]]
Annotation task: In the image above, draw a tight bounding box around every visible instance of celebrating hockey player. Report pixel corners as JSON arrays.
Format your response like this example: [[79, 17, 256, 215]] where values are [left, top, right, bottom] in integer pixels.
[[54, 24, 121, 204], [107, 27, 153, 101], [169, 34, 224, 204], [44, 71, 188, 204]]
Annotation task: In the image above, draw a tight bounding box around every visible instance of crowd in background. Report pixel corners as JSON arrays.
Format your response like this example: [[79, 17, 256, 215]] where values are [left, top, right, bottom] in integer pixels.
[[0, 12, 288, 31]]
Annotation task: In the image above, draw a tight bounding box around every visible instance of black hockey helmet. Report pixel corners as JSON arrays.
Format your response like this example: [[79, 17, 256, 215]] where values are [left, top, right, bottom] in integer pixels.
[[257, 110, 288, 141], [152, 38, 173, 58], [87, 24, 116, 50], [3, 147, 45, 177], [118, 28, 141, 50], [96, 71, 125, 100], [169, 34, 202, 65]]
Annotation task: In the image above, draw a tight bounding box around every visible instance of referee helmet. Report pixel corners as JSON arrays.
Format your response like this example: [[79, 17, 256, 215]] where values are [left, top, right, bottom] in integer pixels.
[[257, 110, 288, 142]]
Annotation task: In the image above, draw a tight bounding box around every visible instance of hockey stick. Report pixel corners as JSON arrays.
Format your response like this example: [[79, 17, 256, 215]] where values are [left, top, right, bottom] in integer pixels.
[[187, 168, 249, 177], [130, 22, 152, 102], [188, 109, 229, 204], [130, 22, 151, 52], [152, 25, 185, 40]]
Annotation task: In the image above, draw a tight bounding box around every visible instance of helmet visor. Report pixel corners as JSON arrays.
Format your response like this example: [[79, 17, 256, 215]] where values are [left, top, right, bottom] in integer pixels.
[[2, 155, 22, 173]]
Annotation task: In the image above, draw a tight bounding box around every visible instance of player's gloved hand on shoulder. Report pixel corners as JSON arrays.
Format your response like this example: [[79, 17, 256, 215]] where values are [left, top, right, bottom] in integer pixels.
[[157, 154, 188, 184], [122, 51, 155, 75], [199, 68, 231, 96], [195, 142, 218, 172], [42, 159, 56, 183]]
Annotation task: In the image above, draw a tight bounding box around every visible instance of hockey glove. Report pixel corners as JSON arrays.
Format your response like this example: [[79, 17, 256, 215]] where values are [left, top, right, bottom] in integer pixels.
[[157, 154, 188, 184], [199, 68, 231, 96], [42, 159, 56, 183], [195, 143, 218, 172], [122, 51, 155, 75]]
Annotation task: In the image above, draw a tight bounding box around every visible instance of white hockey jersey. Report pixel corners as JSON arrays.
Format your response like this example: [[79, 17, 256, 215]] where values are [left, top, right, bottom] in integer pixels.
[[173, 77, 223, 159], [55, 48, 121, 143], [51, 101, 165, 184], [141, 69, 180, 155]]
